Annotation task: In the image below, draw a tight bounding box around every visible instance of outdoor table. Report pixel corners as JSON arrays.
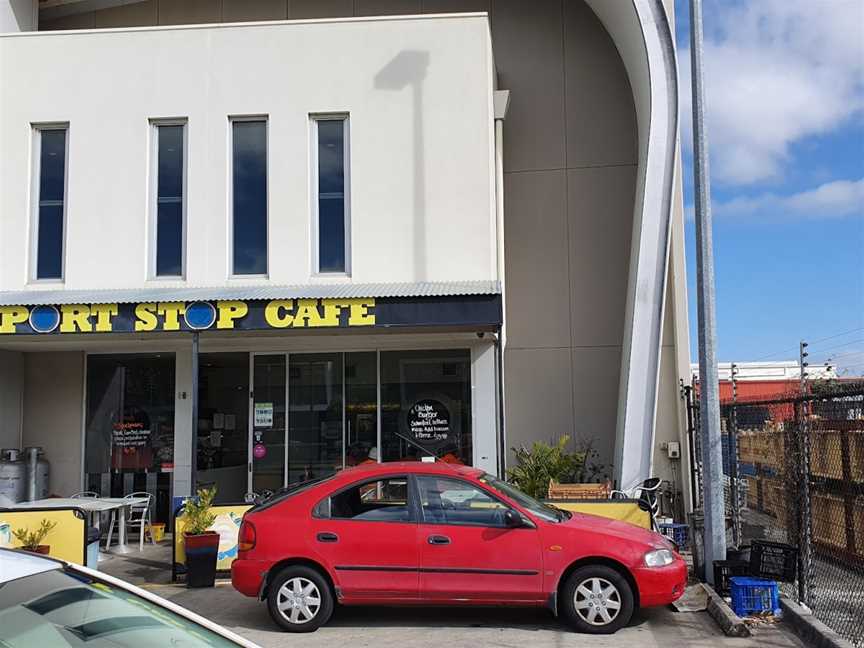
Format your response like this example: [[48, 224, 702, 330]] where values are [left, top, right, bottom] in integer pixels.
[[10, 496, 149, 555]]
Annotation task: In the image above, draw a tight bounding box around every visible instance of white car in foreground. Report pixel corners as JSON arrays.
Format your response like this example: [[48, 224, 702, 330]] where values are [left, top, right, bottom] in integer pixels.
[[0, 548, 260, 647]]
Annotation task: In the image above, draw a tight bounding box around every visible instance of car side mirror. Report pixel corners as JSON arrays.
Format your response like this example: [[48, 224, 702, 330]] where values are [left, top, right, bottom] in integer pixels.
[[503, 509, 524, 528]]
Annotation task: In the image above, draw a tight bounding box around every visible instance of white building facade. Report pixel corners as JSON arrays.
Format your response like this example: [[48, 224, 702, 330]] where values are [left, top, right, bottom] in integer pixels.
[[0, 0, 692, 521]]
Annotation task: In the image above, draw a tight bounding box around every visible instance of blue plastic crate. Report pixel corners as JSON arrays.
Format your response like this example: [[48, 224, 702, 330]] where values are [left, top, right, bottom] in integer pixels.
[[658, 522, 688, 548], [729, 576, 780, 617]]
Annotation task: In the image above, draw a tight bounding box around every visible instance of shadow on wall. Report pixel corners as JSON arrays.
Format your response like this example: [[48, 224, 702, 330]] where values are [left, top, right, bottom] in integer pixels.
[[374, 50, 430, 281]]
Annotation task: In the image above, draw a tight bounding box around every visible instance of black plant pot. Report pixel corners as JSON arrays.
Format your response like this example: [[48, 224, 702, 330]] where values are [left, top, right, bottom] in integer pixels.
[[184, 532, 219, 588]]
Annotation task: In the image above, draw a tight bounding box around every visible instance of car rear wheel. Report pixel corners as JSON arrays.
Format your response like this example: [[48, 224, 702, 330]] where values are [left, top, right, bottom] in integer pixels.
[[560, 565, 634, 634], [266, 566, 334, 632]]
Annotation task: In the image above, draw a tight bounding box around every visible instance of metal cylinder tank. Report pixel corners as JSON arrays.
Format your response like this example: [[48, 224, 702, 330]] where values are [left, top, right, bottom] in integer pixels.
[[0, 449, 26, 504], [24, 447, 49, 501]]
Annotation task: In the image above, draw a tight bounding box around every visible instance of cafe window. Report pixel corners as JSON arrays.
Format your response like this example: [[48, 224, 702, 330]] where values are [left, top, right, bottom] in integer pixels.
[[84, 354, 175, 520], [151, 121, 186, 277], [231, 117, 268, 276], [380, 350, 472, 465], [32, 125, 67, 281], [311, 115, 349, 274]]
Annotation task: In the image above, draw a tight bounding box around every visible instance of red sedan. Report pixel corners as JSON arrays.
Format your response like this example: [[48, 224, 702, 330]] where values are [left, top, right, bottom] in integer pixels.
[[231, 462, 687, 634]]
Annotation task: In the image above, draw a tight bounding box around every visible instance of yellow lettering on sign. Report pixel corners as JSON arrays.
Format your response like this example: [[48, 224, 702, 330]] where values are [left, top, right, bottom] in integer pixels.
[[135, 303, 158, 332], [59, 304, 92, 333], [292, 299, 324, 328], [264, 300, 294, 328], [348, 299, 375, 326], [0, 306, 29, 334], [319, 300, 346, 327], [91, 303, 119, 332], [157, 302, 186, 331], [216, 301, 248, 329]]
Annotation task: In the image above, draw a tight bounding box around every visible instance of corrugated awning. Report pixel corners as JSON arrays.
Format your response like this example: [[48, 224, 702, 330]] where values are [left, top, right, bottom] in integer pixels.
[[0, 280, 501, 306]]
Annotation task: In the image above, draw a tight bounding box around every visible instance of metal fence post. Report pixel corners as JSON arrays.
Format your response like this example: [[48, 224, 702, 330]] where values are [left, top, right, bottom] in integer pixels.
[[730, 363, 741, 548], [798, 341, 813, 607]]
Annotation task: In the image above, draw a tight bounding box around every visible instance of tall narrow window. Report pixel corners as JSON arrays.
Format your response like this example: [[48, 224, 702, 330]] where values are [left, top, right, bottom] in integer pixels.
[[153, 122, 185, 277], [313, 116, 349, 274], [34, 127, 67, 280], [232, 119, 268, 275]]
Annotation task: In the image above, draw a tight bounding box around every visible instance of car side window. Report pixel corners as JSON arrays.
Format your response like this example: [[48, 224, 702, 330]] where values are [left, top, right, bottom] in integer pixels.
[[417, 476, 511, 527], [320, 477, 412, 522]]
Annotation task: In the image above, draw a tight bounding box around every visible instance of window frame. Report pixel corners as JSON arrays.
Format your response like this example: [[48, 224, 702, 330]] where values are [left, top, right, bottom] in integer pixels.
[[313, 474, 418, 524], [229, 115, 270, 279], [415, 475, 531, 530], [148, 118, 188, 280], [310, 114, 351, 277], [29, 123, 69, 283]]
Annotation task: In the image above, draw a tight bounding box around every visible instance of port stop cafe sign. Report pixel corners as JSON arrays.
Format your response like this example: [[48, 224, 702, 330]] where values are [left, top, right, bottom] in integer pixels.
[[0, 295, 502, 335]]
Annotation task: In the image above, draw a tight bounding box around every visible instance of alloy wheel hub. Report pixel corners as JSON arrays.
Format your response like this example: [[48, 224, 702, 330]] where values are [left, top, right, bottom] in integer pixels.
[[276, 577, 322, 624], [573, 576, 622, 626]]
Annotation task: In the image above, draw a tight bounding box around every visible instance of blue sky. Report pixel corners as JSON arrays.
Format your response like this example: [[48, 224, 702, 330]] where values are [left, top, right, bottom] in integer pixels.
[[674, 0, 864, 375]]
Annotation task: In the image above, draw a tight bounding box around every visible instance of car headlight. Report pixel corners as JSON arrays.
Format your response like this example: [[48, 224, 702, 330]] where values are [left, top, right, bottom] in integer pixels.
[[644, 549, 675, 567]]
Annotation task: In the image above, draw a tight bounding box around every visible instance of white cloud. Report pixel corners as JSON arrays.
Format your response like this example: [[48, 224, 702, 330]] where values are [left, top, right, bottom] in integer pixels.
[[679, 0, 864, 185], [687, 177, 864, 220]]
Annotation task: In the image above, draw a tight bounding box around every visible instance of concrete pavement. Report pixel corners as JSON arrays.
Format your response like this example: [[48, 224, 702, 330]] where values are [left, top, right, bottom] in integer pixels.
[[100, 543, 807, 648]]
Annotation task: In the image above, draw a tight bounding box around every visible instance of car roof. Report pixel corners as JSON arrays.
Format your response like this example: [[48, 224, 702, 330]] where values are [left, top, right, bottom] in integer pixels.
[[338, 461, 484, 479], [0, 547, 62, 584]]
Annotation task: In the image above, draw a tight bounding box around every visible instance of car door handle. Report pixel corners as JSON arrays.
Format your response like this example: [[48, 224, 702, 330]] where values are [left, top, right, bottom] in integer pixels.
[[427, 535, 451, 545], [317, 532, 339, 543]]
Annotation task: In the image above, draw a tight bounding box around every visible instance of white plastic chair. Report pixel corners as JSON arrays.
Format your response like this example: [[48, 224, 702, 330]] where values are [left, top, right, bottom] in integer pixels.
[[71, 491, 99, 498], [126, 492, 155, 551]]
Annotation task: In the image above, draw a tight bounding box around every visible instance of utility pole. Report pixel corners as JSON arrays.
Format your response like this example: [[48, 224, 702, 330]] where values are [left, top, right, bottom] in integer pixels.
[[689, 0, 726, 582], [798, 340, 813, 604], [730, 363, 740, 548]]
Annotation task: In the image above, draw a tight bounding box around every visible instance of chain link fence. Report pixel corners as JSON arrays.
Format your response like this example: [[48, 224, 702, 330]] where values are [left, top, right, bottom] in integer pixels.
[[686, 380, 864, 647]]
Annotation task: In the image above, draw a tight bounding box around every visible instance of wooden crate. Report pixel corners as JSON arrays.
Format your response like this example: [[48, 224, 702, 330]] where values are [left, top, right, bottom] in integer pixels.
[[854, 498, 864, 558], [547, 480, 611, 500], [811, 431, 844, 480], [761, 433, 787, 470], [761, 477, 789, 528], [851, 432, 864, 483], [745, 476, 760, 510], [738, 433, 757, 465], [812, 493, 846, 550]]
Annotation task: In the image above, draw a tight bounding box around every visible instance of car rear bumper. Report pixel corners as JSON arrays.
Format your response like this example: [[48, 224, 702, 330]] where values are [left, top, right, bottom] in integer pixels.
[[231, 558, 270, 598], [633, 558, 688, 608]]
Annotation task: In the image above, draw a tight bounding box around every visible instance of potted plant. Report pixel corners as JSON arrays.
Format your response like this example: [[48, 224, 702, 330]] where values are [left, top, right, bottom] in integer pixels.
[[13, 519, 57, 555], [182, 487, 218, 588]]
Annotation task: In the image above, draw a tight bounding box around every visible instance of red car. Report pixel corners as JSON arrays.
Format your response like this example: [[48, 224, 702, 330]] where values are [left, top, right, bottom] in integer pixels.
[[231, 462, 687, 634]]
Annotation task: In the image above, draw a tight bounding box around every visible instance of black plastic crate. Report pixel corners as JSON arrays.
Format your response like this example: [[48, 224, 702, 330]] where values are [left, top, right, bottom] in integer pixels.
[[713, 560, 751, 597], [726, 545, 751, 563], [749, 540, 797, 582]]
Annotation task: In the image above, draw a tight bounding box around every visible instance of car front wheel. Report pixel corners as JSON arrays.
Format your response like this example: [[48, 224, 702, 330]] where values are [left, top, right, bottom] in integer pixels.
[[266, 566, 334, 632], [560, 565, 634, 634]]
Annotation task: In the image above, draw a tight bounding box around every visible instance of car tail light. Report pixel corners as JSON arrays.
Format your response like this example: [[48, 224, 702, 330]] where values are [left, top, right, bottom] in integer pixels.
[[238, 520, 256, 553]]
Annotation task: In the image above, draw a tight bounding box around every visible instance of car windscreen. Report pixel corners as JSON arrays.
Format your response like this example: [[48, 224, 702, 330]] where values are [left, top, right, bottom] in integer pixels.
[[479, 473, 565, 523], [0, 568, 240, 647]]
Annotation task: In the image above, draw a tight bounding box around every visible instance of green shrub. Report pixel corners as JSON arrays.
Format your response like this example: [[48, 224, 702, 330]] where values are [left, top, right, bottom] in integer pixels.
[[13, 519, 57, 550], [183, 487, 217, 535], [506, 436, 587, 499]]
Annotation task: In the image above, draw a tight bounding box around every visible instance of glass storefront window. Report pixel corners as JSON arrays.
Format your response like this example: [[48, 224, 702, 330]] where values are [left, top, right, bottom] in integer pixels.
[[252, 354, 287, 495], [380, 350, 472, 465], [84, 354, 175, 520], [345, 352, 377, 467], [288, 353, 343, 485], [197, 353, 249, 504]]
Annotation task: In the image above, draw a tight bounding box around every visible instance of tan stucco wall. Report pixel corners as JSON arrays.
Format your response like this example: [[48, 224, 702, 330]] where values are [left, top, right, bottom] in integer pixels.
[[22, 352, 84, 497]]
